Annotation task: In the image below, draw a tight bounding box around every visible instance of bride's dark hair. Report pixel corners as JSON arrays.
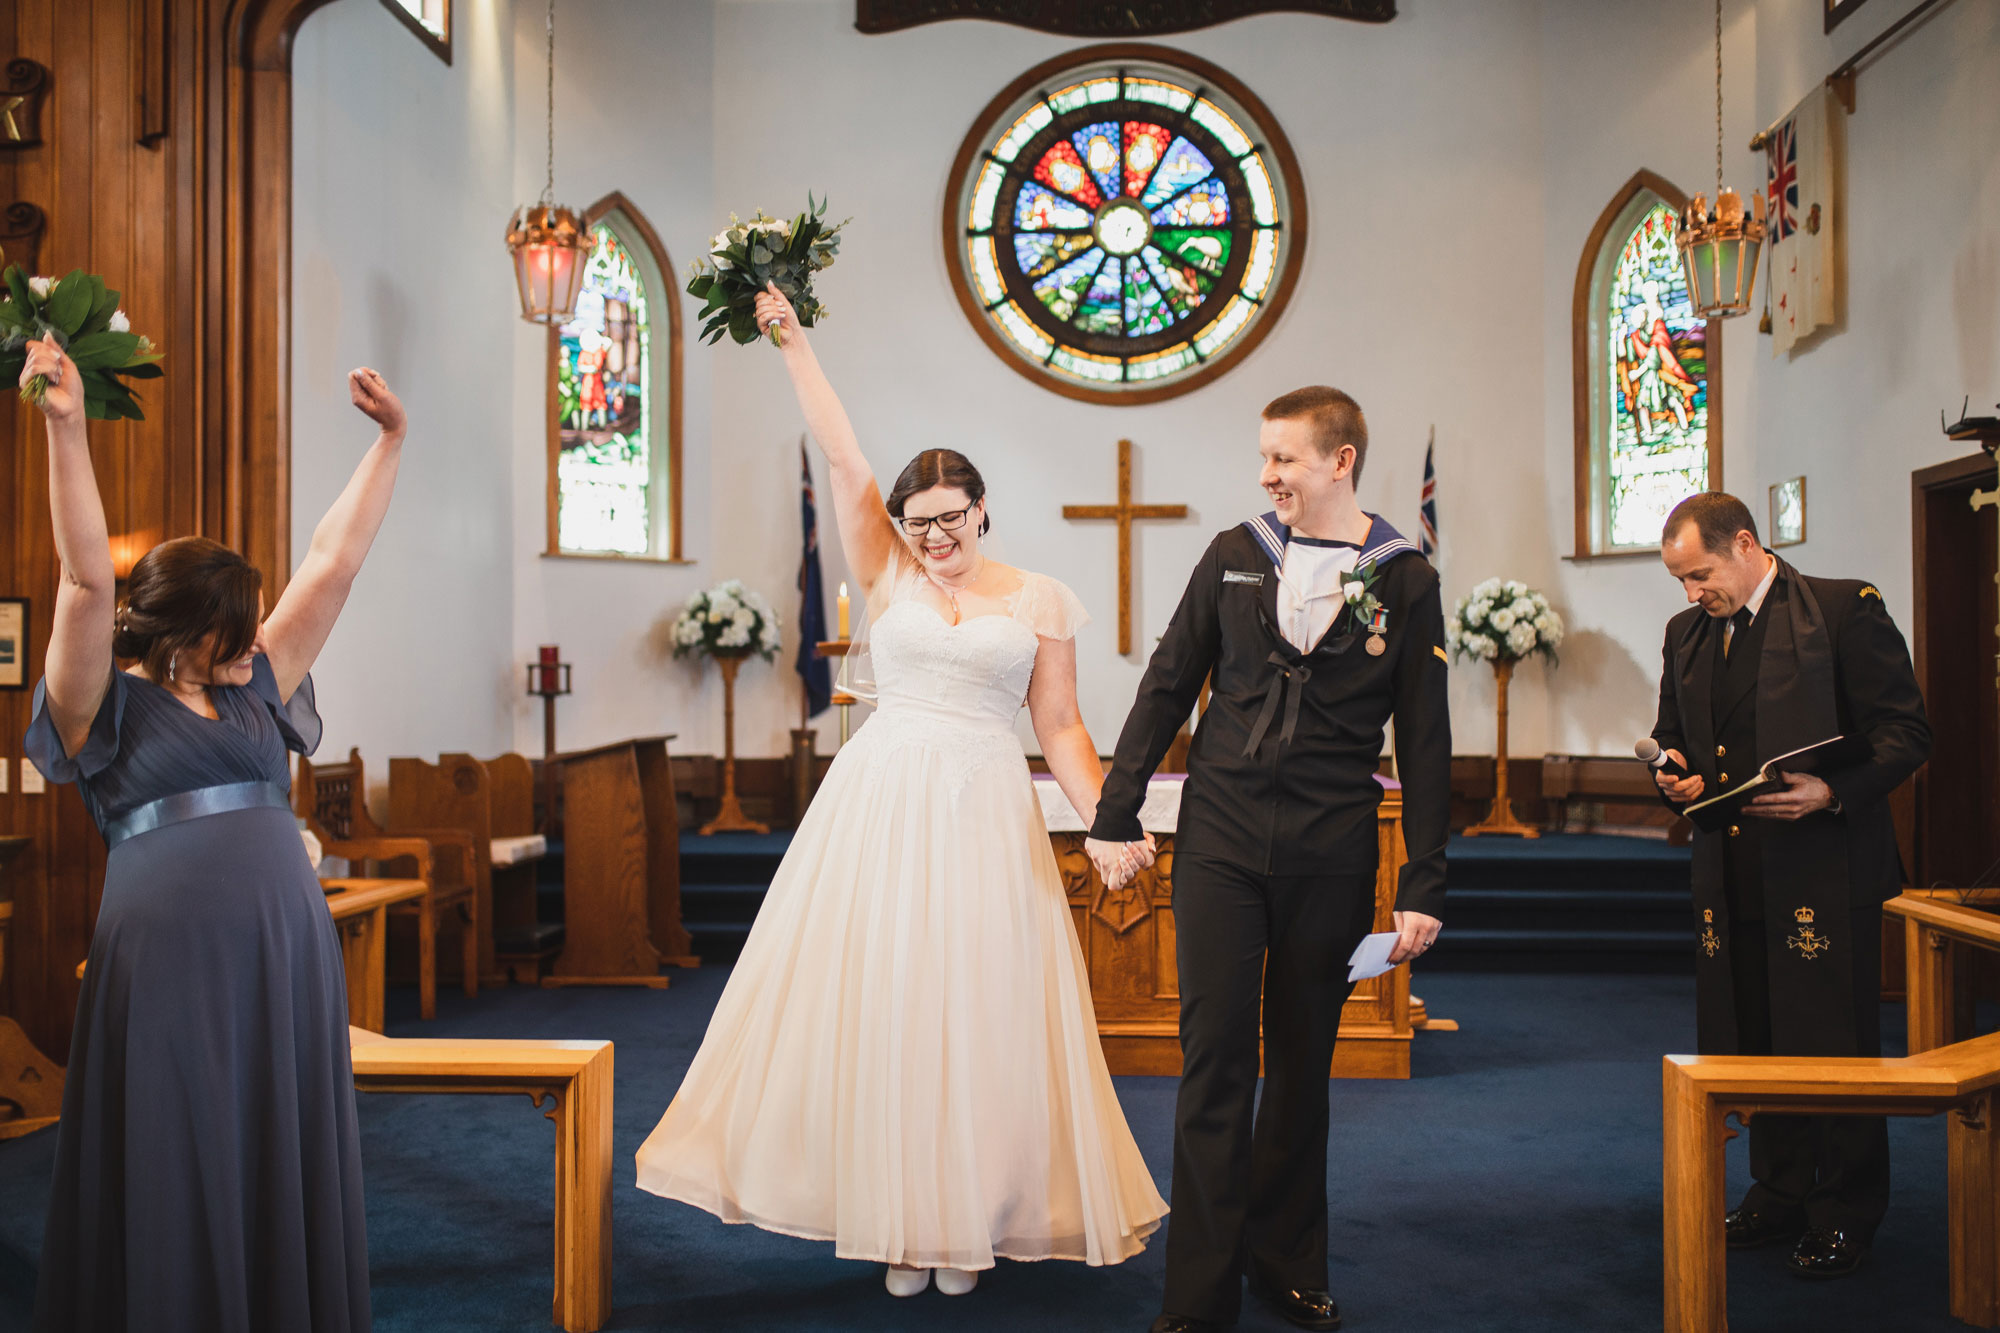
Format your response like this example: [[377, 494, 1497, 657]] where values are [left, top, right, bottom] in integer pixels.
[[886, 449, 990, 536]]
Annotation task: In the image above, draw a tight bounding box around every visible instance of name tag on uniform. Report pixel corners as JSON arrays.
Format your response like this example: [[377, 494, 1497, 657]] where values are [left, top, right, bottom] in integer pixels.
[[1223, 570, 1265, 586]]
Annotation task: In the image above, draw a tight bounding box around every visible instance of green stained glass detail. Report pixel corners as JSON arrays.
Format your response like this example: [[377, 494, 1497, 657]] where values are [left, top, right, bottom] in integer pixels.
[[557, 225, 653, 554]]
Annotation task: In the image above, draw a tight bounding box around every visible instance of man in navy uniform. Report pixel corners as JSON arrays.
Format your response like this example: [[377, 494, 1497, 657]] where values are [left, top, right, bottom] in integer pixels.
[[1651, 491, 1930, 1278], [1088, 387, 1450, 1332]]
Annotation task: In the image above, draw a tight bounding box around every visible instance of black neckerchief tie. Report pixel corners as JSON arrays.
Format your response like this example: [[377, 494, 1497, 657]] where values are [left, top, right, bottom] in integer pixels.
[[1244, 651, 1312, 758]]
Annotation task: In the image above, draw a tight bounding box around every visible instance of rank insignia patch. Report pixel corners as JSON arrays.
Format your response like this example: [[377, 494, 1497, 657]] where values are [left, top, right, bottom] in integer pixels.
[[1786, 906, 1832, 959], [1432, 645, 1448, 663], [1859, 586, 1881, 600]]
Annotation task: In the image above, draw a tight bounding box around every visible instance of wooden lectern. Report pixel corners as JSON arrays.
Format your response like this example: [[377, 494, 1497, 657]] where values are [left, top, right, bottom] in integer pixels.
[[545, 736, 697, 987]]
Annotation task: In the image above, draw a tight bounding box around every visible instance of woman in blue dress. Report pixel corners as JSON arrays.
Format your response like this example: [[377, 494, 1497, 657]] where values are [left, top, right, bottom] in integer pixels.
[[21, 334, 411, 1332]]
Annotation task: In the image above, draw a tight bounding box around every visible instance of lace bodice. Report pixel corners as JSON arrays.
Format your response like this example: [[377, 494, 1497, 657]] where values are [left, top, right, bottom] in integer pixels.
[[865, 567, 1087, 730]]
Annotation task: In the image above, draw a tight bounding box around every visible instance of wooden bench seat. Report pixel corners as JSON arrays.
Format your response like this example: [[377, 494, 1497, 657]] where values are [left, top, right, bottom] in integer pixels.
[[1663, 1030, 2000, 1330], [349, 1029, 614, 1332]]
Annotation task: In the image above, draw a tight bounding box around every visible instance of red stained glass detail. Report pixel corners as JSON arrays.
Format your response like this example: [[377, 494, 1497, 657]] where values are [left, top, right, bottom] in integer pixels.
[[1033, 142, 1103, 209], [1122, 123, 1174, 199]]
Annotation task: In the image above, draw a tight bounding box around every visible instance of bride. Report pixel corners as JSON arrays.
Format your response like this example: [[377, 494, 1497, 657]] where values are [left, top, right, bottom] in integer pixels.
[[636, 284, 1168, 1296]]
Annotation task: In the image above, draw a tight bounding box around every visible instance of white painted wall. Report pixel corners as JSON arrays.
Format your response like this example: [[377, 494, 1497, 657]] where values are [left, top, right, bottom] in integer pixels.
[[291, 0, 2000, 767], [292, 0, 521, 765]]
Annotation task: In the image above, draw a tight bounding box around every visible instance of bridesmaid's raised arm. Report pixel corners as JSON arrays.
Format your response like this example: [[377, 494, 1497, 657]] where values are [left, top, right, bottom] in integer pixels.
[[27, 339, 118, 758], [260, 368, 408, 700], [754, 282, 900, 594]]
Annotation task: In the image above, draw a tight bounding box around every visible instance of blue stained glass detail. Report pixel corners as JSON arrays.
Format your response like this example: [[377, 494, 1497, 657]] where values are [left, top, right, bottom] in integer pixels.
[[1014, 181, 1094, 232], [1033, 248, 1106, 323], [1071, 121, 1126, 202], [1141, 137, 1216, 207], [1151, 177, 1231, 229]]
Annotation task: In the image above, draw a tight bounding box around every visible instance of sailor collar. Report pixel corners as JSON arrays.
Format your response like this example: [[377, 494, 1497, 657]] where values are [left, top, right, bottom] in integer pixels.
[[1243, 511, 1421, 572]]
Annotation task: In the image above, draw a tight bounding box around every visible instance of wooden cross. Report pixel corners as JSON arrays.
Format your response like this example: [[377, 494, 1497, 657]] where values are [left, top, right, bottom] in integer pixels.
[[1062, 439, 1187, 655]]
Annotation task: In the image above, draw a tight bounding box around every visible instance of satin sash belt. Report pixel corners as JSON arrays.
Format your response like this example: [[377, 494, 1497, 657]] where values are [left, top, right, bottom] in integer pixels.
[[103, 780, 292, 850]]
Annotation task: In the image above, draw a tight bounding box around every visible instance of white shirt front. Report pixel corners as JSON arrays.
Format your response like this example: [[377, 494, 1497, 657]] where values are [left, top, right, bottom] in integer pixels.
[[1724, 554, 1780, 652], [1275, 538, 1361, 653]]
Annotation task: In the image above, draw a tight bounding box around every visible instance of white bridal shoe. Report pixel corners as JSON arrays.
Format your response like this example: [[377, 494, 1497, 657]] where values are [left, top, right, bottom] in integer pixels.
[[934, 1268, 978, 1296], [884, 1266, 931, 1298]]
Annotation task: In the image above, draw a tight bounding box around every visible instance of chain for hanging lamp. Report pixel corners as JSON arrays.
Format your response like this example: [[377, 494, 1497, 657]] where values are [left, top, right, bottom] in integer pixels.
[[505, 0, 593, 325], [1676, 0, 1766, 319]]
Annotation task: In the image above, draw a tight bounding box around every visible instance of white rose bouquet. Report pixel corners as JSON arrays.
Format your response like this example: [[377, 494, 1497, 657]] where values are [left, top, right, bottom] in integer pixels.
[[1446, 578, 1564, 666], [671, 580, 782, 662], [686, 195, 848, 347], [0, 266, 163, 419]]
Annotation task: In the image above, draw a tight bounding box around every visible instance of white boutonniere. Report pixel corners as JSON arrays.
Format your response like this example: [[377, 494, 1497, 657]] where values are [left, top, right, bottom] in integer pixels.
[[1341, 560, 1384, 626]]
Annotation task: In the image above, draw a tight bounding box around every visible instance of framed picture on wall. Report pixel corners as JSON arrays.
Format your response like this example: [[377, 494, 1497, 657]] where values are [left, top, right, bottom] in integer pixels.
[[1770, 477, 1807, 548], [0, 598, 26, 690], [1826, 0, 1869, 32]]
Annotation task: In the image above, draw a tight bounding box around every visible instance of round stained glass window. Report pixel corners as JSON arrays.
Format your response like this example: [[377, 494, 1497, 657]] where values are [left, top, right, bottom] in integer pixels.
[[945, 45, 1306, 405]]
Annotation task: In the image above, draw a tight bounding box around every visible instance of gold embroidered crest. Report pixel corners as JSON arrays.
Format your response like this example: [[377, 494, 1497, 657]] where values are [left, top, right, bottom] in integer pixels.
[[1699, 908, 1720, 958], [1787, 906, 1832, 959]]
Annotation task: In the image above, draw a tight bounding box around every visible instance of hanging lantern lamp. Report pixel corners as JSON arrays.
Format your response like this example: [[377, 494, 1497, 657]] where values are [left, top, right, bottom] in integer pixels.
[[1678, 0, 1766, 319], [506, 0, 592, 324]]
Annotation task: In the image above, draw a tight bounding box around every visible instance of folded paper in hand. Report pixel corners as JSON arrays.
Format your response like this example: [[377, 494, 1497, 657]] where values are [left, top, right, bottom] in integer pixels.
[[1682, 733, 1871, 831], [1347, 931, 1401, 983]]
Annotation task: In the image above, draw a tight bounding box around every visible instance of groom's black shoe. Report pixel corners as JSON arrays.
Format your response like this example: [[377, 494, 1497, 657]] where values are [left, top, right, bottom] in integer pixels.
[[1253, 1284, 1342, 1331], [1725, 1207, 1803, 1250], [1149, 1316, 1232, 1333]]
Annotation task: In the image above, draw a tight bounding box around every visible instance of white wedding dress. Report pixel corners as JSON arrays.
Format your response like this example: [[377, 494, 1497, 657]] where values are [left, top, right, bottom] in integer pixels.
[[636, 563, 1167, 1270]]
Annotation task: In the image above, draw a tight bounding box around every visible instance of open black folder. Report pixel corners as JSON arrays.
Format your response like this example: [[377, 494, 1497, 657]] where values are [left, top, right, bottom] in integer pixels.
[[1682, 734, 1872, 831]]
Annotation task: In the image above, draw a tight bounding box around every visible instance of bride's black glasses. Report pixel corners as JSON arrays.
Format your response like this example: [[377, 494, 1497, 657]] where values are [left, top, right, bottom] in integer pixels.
[[899, 509, 972, 536]]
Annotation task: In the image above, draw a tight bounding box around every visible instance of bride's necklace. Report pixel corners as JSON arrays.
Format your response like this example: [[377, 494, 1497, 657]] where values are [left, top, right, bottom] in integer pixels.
[[926, 555, 987, 626]]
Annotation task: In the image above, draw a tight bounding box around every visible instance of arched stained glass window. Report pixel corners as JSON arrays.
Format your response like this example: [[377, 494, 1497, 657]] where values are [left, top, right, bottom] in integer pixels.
[[1573, 172, 1723, 556], [547, 194, 683, 561], [944, 45, 1305, 405]]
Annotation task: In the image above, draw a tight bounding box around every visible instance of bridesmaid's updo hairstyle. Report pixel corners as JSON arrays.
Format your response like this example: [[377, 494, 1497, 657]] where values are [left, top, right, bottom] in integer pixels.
[[114, 537, 263, 681], [886, 449, 991, 537]]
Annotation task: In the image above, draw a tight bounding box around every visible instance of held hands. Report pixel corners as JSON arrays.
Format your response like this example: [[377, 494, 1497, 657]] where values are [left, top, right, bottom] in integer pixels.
[[753, 281, 802, 348], [1084, 834, 1157, 891], [1652, 748, 1705, 804], [348, 367, 406, 438], [1746, 771, 1835, 821], [21, 338, 82, 425], [1389, 910, 1442, 964]]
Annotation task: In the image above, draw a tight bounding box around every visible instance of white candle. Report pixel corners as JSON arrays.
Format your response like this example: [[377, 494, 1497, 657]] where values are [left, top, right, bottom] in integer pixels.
[[837, 581, 850, 639]]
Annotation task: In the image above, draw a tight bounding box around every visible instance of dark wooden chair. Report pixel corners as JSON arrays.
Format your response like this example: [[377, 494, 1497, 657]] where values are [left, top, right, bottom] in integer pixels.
[[296, 748, 479, 1020]]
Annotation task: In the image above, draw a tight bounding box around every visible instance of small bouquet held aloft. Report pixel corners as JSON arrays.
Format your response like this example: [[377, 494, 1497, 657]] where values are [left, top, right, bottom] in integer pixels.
[[0, 267, 163, 420], [672, 580, 782, 662], [1447, 579, 1564, 665], [686, 195, 847, 347]]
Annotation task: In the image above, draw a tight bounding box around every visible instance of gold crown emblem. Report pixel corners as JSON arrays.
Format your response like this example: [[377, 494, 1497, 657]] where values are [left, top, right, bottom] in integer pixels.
[[1703, 909, 1714, 923], [1795, 907, 1816, 925]]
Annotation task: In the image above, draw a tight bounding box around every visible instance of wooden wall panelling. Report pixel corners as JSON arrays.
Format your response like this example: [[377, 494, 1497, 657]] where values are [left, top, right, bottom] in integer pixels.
[[0, 0, 327, 1058]]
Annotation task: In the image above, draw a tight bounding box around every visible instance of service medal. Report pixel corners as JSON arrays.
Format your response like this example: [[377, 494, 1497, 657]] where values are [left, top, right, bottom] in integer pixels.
[[1365, 634, 1386, 656]]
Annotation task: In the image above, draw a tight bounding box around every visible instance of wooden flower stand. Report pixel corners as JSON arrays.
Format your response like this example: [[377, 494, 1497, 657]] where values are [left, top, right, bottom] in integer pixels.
[[1463, 657, 1539, 839], [700, 652, 769, 836]]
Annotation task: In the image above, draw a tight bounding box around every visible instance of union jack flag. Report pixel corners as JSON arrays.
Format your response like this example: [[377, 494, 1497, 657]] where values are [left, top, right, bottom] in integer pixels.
[[1766, 118, 1799, 241], [1419, 430, 1438, 558]]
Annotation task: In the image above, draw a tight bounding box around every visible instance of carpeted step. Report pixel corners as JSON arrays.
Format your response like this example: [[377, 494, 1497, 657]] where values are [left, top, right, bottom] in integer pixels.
[[680, 830, 791, 885], [686, 920, 754, 963], [677, 882, 770, 923], [1432, 833, 1694, 972], [676, 831, 792, 964]]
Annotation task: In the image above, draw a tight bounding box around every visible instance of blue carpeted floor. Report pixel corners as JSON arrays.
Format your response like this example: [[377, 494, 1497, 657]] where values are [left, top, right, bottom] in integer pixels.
[[0, 968, 1977, 1332]]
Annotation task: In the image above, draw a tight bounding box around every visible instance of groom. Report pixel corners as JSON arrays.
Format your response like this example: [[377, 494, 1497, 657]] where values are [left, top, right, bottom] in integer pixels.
[[1087, 387, 1450, 1332]]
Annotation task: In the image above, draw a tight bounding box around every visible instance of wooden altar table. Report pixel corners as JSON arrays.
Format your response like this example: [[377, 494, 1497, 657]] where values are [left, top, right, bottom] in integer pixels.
[[323, 878, 429, 1032], [1039, 774, 1417, 1079]]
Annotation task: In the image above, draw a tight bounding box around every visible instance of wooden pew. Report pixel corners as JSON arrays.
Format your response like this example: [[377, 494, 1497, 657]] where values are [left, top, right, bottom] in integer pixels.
[[1663, 1030, 2000, 1330], [348, 1028, 614, 1332], [299, 749, 480, 1019], [388, 753, 555, 984], [323, 878, 429, 1032], [1887, 893, 2000, 1056]]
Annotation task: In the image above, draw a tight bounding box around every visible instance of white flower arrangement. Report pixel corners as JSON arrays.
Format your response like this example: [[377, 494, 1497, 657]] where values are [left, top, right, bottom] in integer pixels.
[[1446, 578, 1564, 666], [672, 579, 781, 663]]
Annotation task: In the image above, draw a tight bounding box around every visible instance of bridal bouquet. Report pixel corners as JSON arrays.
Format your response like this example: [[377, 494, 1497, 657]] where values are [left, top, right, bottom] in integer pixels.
[[687, 195, 848, 347], [672, 580, 781, 662], [1447, 579, 1564, 665], [0, 267, 163, 420]]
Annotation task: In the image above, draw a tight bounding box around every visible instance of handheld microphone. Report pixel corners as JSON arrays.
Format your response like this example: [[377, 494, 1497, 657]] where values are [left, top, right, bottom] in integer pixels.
[[1635, 738, 1686, 778]]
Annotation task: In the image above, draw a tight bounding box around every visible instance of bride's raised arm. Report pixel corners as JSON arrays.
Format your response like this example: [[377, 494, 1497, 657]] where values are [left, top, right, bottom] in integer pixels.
[[755, 283, 900, 595]]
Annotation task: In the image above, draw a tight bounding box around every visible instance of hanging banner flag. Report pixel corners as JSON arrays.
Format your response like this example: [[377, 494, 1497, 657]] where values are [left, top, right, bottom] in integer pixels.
[[796, 440, 833, 718], [1418, 426, 1438, 558], [1765, 84, 1838, 355]]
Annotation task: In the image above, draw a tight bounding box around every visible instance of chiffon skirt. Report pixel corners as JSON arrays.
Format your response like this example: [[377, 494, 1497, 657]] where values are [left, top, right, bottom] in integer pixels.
[[635, 710, 1168, 1269]]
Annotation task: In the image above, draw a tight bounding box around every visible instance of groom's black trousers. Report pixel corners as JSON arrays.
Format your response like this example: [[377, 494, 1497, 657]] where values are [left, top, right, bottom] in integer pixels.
[[1162, 854, 1377, 1324]]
